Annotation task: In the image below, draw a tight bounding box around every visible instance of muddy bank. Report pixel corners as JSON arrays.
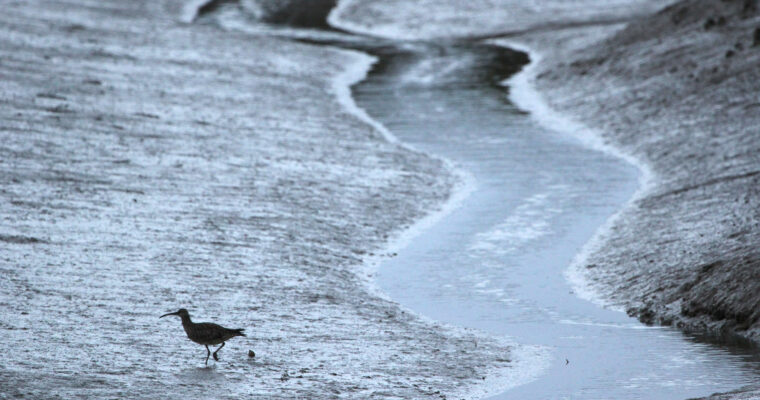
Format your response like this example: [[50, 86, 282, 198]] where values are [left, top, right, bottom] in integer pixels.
[[529, 0, 760, 346], [329, 0, 668, 40], [514, 1, 760, 397], [194, 0, 338, 28], [0, 1, 518, 398]]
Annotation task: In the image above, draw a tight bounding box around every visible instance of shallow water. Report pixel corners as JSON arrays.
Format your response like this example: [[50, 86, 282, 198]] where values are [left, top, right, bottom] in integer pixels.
[[351, 42, 760, 399]]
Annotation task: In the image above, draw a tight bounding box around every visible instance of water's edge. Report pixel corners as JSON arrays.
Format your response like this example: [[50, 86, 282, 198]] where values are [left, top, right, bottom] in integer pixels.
[[343, 42, 553, 398], [499, 40, 653, 311], [307, 29, 551, 400]]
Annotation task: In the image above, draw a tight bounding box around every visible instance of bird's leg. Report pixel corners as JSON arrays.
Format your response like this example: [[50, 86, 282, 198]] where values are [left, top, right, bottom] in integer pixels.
[[205, 345, 211, 366], [213, 342, 225, 361]]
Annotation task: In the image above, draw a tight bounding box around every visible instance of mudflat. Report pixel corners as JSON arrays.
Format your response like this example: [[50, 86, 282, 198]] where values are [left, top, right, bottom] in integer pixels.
[[0, 1, 517, 399]]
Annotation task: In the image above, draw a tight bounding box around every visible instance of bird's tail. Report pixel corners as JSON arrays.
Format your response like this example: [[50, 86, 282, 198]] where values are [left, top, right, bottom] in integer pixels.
[[234, 328, 246, 337]]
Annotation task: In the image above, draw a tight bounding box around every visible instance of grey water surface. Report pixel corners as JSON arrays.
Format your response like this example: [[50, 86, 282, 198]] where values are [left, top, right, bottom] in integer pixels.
[[351, 42, 760, 399]]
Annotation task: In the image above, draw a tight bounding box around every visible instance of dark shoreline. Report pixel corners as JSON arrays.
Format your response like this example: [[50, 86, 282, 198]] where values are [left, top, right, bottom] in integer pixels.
[[195, 0, 348, 32]]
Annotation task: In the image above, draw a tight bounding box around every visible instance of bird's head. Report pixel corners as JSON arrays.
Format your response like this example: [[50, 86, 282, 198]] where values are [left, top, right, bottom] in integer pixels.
[[160, 308, 189, 319]]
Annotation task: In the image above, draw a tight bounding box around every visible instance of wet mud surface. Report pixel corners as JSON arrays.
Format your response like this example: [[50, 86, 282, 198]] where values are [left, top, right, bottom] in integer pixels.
[[4, 0, 760, 399], [0, 1, 519, 399]]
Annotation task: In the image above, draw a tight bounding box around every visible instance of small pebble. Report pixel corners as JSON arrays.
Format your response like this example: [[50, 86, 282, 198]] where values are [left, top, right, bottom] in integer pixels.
[[248, 350, 256, 358]]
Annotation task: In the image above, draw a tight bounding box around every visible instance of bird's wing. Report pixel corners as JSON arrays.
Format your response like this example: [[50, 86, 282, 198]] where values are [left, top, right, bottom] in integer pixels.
[[193, 322, 228, 341]]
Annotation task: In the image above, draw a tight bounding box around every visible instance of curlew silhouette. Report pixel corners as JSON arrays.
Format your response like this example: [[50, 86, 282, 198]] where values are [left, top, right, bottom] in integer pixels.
[[160, 308, 246, 365]]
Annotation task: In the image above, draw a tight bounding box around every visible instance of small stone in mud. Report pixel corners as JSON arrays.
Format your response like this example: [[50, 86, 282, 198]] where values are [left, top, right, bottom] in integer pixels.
[[248, 349, 256, 358]]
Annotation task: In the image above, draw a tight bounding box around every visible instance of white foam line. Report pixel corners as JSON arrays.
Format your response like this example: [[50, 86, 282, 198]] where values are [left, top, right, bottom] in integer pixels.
[[331, 46, 477, 286], [330, 50, 401, 145], [498, 40, 656, 311], [559, 319, 663, 330], [467, 343, 551, 400]]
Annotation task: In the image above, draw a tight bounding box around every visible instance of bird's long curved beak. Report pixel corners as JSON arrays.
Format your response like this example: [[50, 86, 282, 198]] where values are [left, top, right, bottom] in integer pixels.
[[159, 311, 179, 319]]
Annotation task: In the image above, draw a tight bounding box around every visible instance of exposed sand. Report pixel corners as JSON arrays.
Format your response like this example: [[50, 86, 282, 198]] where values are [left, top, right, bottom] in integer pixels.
[[0, 1, 522, 398]]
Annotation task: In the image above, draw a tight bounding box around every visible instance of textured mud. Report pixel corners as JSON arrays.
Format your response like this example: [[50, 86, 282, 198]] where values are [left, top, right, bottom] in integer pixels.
[[0, 1, 521, 399], [530, 0, 760, 345], [330, 0, 668, 40], [517, 1, 760, 398]]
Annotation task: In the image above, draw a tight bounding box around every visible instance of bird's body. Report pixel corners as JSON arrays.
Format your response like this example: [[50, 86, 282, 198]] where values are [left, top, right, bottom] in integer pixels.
[[181, 319, 245, 346], [161, 308, 246, 365]]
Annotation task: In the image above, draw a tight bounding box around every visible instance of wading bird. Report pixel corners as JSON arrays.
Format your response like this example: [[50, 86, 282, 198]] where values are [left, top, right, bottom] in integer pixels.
[[160, 308, 246, 365]]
